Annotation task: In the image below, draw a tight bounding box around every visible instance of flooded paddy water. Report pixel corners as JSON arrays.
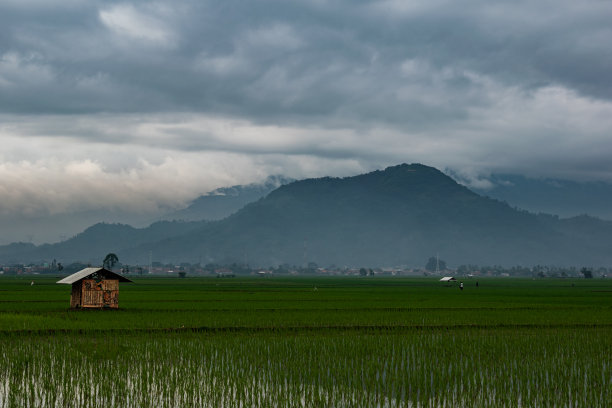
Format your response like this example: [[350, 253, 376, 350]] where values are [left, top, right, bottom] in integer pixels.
[[0, 328, 609, 407]]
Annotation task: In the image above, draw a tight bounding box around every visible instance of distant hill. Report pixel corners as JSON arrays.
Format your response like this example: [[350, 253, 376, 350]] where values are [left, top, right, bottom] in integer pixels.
[[164, 175, 294, 221], [0, 220, 205, 265], [3, 164, 612, 268], [124, 164, 612, 267], [465, 174, 612, 220]]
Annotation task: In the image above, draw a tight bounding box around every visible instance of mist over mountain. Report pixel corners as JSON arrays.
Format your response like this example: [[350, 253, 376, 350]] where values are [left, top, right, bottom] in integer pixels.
[[130, 164, 609, 267], [163, 175, 294, 222], [466, 174, 612, 220], [0, 176, 291, 247], [0, 221, 204, 266], [168, 172, 612, 225], [3, 164, 612, 268], [0, 209, 158, 247]]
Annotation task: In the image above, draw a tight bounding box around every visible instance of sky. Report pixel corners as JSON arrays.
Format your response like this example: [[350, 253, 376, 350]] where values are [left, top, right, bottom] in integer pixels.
[[1, 0, 612, 243]]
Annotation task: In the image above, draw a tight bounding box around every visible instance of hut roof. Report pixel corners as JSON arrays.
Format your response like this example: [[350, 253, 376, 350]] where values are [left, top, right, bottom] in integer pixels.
[[56, 267, 133, 284], [439, 276, 457, 282]]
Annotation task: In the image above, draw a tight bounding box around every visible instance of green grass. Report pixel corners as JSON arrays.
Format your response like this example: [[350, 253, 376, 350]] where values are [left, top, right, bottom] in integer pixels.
[[0, 276, 610, 406]]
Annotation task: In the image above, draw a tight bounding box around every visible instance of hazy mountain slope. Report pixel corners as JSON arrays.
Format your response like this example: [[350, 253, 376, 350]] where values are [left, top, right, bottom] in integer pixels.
[[0, 242, 37, 264], [165, 175, 294, 221], [0, 220, 205, 265], [469, 174, 612, 220], [123, 164, 611, 267], [4, 164, 612, 267]]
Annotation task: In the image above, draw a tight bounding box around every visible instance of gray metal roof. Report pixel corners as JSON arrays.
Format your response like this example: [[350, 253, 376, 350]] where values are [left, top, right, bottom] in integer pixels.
[[56, 267, 133, 284]]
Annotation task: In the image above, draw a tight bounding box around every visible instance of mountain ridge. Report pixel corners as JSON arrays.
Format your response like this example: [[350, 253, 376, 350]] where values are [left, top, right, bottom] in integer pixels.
[[2, 163, 612, 267], [122, 163, 612, 267], [463, 173, 612, 220]]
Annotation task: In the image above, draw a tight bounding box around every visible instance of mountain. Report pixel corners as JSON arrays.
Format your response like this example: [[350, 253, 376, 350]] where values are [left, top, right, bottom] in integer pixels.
[[3, 164, 612, 267], [465, 174, 612, 220], [164, 175, 294, 221], [0, 208, 162, 246], [0, 220, 205, 265], [122, 164, 612, 267]]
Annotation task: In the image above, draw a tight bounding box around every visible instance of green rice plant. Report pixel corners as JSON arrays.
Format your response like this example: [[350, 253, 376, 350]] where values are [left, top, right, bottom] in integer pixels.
[[1, 276, 610, 406], [2, 277, 612, 332], [0, 328, 609, 407]]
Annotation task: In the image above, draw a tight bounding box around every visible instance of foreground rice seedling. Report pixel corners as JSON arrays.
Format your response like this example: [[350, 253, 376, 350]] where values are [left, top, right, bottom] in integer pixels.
[[0, 328, 609, 407]]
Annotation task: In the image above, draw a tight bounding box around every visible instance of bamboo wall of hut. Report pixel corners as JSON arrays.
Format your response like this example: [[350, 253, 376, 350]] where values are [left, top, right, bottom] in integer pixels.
[[70, 279, 119, 308]]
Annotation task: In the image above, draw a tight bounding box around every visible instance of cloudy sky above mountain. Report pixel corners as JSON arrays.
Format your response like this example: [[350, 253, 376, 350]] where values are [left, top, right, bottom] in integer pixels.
[[1, 0, 612, 242]]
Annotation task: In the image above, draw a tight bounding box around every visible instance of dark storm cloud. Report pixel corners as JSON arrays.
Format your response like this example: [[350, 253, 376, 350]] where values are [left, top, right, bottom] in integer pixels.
[[1, 0, 610, 123]]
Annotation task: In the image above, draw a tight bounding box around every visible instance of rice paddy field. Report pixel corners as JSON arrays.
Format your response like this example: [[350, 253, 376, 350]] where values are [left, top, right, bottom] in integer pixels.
[[0, 276, 610, 407]]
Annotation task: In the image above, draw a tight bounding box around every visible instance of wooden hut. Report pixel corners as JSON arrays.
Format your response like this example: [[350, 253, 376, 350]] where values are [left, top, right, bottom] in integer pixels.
[[57, 267, 133, 309]]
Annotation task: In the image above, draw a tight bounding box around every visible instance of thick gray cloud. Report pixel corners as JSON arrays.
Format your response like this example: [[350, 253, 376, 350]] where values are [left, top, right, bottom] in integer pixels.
[[2, 1, 611, 117], [1, 0, 612, 242]]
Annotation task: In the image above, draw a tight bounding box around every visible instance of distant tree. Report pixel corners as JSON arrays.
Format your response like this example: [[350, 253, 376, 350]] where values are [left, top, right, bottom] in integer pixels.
[[359, 268, 368, 276], [581, 267, 593, 279], [57, 262, 63, 272], [103, 253, 119, 270], [425, 256, 446, 272]]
